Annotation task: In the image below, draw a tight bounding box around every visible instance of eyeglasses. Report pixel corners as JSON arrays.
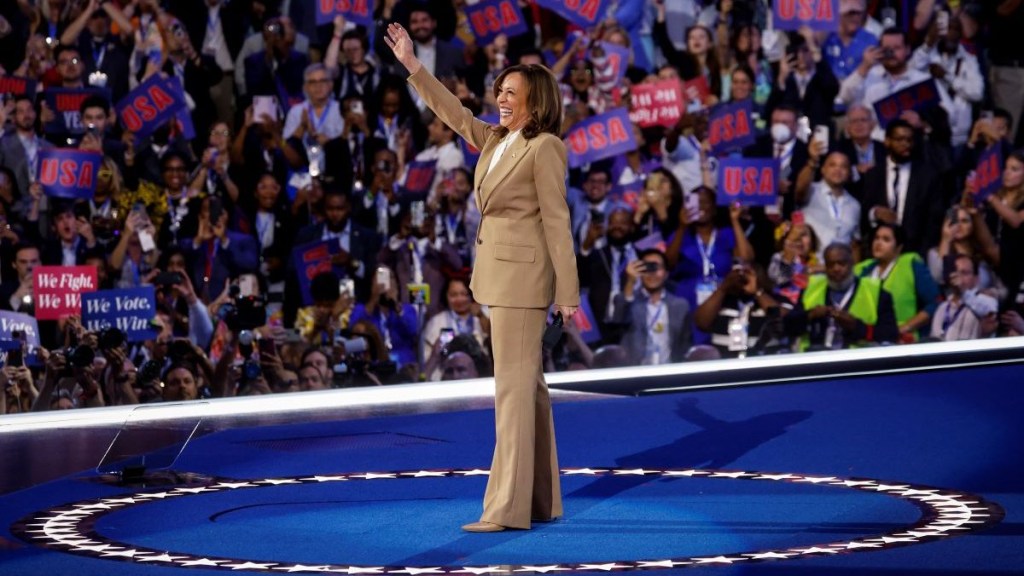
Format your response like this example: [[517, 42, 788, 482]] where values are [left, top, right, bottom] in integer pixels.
[[210, 129, 230, 136], [58, 57, 81, 66], [306, 78, 331, 85]]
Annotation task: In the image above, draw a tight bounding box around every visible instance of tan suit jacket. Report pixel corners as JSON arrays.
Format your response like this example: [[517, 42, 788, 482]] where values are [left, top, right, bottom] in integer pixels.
[[408, 68, 579, 309]]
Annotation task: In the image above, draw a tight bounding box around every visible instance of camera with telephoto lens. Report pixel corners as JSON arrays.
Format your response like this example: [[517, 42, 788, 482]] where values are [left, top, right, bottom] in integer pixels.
[[331, 332, 396, 385], [217, 285, 267, 333]]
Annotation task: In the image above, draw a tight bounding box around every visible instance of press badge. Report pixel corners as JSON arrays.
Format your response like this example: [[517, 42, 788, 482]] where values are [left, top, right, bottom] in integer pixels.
[[696, 278, 717, 306]]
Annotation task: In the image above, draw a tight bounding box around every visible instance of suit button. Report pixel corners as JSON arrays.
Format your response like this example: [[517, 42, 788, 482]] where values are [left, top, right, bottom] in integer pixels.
[[477, 238, 483, 245]]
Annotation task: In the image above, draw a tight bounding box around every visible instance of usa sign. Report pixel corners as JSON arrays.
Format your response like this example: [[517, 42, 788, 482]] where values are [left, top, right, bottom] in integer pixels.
[[564, 107, 637, 169], [37, 148, 102, 199], [115, 74, 186, 139], [773, 0, 839, 32], [873, 79, 941, 128], [717, 157, 780, 207], [708, 99, 756, 156], [534, 0, 610, 28], [315, 0, 374, 26], [464, 0, 528, 46]]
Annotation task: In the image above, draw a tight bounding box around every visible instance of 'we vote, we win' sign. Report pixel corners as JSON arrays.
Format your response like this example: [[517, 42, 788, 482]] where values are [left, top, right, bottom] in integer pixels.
[[83, 287, 158, 342]]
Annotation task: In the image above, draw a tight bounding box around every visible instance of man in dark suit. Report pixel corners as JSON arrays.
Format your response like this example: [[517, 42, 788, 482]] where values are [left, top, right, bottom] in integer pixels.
[[289, 188, 381, 322], [859, 119, 946, 255], [65, 7, 132, 103], [183, 196, 259, 301], [243, 16, 309, 107], [611, 249, 692, 365], [835, 104, 887, 197], [767, 33, 839, 131], [578, 206, 637, 346], [161, 17, 223, 146], [35, 201, 101, 266], [743, 104, 809, 268], [180, 0, 249, 125], [376, 3, 463, 79], [1, 97, 54, 219]]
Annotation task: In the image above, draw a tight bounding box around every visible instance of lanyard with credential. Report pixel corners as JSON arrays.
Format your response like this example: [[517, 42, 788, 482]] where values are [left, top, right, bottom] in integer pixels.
[[92, 42, 107, 70], [307, 101, 332, 135], [696, 229, 717, 278], [449, 311, 472, 335], [942, 302, 966, 333], [647, 300, 666, 333], [831, 284, 855, 310]]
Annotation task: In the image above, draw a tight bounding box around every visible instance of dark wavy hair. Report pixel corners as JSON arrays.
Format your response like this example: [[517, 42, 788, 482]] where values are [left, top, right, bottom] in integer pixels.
[[492, 64, 563, 140]]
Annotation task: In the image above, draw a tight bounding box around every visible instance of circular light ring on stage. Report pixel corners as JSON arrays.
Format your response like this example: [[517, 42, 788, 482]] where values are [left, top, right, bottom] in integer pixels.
[[11, 467, 1004, 573]]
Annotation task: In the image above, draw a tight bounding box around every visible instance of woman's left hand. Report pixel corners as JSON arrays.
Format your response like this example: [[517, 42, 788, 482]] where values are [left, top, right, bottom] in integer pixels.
[[557, 305, 578, 320]]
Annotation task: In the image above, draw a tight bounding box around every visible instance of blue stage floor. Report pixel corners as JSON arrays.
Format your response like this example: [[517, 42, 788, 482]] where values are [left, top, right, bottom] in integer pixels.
[[1, 363, 1021, 574]]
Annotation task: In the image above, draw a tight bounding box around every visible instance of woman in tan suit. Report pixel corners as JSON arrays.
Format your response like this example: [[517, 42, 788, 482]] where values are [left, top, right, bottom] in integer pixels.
[[385, 24, 580, 533]]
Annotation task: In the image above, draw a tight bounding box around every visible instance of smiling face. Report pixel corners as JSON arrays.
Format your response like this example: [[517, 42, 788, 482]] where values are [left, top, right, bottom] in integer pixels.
[[730, 70, 753, 101], [1002, 157, 1024, 189], [446, 279, 472, 315], [255, 175, 281, 211], [495, 72, 530, 132]]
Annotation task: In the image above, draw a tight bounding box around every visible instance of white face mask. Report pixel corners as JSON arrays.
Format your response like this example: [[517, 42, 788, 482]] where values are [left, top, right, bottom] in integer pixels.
[[771, 123, 793, 144]]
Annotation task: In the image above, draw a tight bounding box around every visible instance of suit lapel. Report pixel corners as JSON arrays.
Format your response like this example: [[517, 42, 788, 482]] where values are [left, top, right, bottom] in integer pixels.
[[480, 135, 531, 212]]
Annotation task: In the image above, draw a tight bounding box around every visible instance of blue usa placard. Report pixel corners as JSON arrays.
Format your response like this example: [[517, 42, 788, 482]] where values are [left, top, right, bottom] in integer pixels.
[[315, 0, 375, 26], [773, 0, 839, 32], [717, 157, 779, 207], [708, 99, 756, 156], [535, 0, 611, 28], [82, 286, 158, 342], [873, 79, 940, 128], [115, 74, 186, 139], [465, 0, 528, 46], [564, 107, 637, 169], [37, 148, 102, 199]]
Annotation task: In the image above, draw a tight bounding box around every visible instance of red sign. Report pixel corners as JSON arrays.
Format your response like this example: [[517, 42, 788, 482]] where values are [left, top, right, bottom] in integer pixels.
[[683, 77, 711, 109], [33, 266, 99, 320], [629, 79, 684, 128], [0, 76, 37, 99]]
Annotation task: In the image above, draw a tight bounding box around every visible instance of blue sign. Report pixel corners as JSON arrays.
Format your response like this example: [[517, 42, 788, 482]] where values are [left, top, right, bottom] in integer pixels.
[[316, 0, 375, 26], [535, 0, 610, 28], [873, 79, 941, 128], [292, 240, 349, 306], [400, 158, 437, 199], [37, 148, 102, 199], [717, 157, 780, 207], [773, 0, 839, 32], [708, 99, 756, 156], [465, 0, 528, 46], [44, 87, 110, 135], [115, 74, 185, 139], [0, 311, 40, 347], [564, 107, 637, 169], [82, 286, 159, 342], [595, 41, 631, 86], [971, 145, 1003, 203]]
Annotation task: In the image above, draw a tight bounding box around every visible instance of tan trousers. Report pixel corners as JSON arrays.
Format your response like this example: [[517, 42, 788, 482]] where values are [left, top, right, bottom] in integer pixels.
[[480, 306, 562, 529]]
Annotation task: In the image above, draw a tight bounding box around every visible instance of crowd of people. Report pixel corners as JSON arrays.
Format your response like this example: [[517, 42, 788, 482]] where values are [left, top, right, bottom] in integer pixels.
[[1, 0, 1023, 415]]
